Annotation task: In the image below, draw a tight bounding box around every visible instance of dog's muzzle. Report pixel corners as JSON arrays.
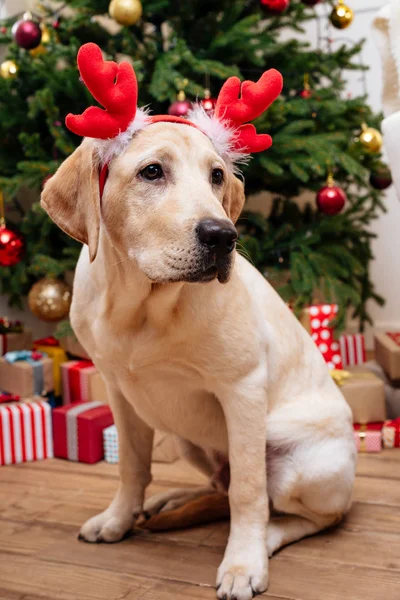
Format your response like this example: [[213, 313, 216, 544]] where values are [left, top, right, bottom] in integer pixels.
[[193, 218, 237, 283]]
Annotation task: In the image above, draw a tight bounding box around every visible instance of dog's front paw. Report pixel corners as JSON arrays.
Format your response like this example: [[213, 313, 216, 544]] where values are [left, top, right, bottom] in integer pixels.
[[79, 509, 134, 543], [216, 548, 269, 600]]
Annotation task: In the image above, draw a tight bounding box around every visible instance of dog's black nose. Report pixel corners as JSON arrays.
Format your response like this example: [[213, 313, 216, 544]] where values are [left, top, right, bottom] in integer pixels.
[[196, 218, 237, 258]]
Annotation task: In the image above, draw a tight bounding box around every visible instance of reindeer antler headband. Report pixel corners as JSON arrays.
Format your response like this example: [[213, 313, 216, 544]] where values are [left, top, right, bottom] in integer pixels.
[[66, 43, 283, 198]]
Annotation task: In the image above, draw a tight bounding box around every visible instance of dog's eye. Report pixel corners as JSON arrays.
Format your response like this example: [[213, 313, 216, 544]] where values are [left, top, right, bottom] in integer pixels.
[[211, 168, 224, 186], [140, 164, 164, 181]]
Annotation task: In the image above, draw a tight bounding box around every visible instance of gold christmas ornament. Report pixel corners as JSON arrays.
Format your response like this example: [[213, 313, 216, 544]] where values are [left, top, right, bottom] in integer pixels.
[[109, 0, 143, 26], [28, 278, 72, 322], [330, 1, 353, 29], [30, 23, 51, 57], [0, 59, 18, 79], [359, 123, 383, 153]]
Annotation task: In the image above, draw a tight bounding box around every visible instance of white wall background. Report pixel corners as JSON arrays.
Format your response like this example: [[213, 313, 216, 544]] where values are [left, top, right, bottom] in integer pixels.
[[0, 0, 399, 344]]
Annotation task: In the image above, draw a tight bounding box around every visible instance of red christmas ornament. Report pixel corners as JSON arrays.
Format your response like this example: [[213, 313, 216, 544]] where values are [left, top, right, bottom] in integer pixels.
[[201, 90, 217, 113], [369, 164, 392, 190], [13, 18, 42, 50], [168, 91, 192, 117], [260, 0, 290, 14], [299, 73, 312, 98], [0, 26, 7, 34], [317, 174, 346, 216], [0, 225, 24, 267], [300, 88, 312, 98], [52, 16, 61, 29]]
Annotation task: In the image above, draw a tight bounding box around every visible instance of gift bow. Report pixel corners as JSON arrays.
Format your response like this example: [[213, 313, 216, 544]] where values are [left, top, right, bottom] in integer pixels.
[[33, 336, 59, 347], [4, 350, 44, 364], [330, 369, 375, 386]]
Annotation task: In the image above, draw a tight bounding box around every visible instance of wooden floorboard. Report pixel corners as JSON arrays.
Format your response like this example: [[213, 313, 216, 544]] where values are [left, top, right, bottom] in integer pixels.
[[0, 452, 400, 600]]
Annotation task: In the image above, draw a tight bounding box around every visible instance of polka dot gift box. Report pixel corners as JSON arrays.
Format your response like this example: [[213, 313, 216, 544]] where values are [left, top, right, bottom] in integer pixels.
[[305, 304, 343, 370]]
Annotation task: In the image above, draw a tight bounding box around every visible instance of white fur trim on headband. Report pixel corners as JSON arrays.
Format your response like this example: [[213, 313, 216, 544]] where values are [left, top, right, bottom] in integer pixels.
[[94, 107, 150, 164], [188, 105, 249, 166]]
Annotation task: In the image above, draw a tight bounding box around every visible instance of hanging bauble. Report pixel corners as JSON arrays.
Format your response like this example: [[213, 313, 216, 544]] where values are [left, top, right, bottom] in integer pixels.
[[0, 225, 24, 267], [168, 91, 192, 117], [28, 278, 72, 322], [316, 173, 346, 216], [369, 164, 392, 190], [13, 16, 42, 50], [0, 59, 18, 79], [109, 0, 143, 26], [359, 123, 382, 153], [299, 73, 312, 98], [52, 16, 61, 29], [330, 1, 353, 29], [201, 89, 217, 113], [260, 0, 290, 14]]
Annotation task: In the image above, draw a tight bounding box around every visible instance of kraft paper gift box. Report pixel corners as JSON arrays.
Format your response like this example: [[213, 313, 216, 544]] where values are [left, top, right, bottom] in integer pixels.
[[59, 335, 90, 360], [375, 332, 400, 381], [33, 337, 68, 397], [332, 366, 386, 424], [300, 304, 343, 370], [339, 334, 366, 367], [61, 360, 108, 404], [364, 360, 400, 419], [353, 423, 383, 453], [382, 418, 400, 448], [53, 401, 114, 463], [103, 426, 179, 464], [0, 400, 53, 466], [0, 352, 54, 397], [0, 330, 33, 356]]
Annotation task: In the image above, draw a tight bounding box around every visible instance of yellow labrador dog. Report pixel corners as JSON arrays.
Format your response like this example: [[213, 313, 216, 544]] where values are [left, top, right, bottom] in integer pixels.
[[42, 122, 356, 600]]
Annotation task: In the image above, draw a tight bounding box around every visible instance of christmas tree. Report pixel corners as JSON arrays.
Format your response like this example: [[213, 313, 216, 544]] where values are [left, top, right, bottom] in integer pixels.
[[0, 0, 388, 329]]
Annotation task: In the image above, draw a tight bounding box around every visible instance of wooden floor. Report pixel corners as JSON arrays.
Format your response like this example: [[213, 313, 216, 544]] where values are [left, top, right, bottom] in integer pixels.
[[1, 452, 400, 600]]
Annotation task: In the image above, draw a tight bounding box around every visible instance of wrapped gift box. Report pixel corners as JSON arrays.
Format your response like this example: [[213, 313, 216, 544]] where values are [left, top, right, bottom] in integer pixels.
[[103, 425, 179, 464], [62, 360, 107, 404], [332, 366, 386, 424], [53, 401, 113, 463], [354, 423, 383, 453], [375, 333, 400, 381], [0, 400, 53, 465], [59, 335, 90, 360], [364, 360, 400, 419], [301, 304, 343, 370], [339, 334, 366, 367], [0, 330, 33, 356], [103, 424, 118, 464], [382, 418, 400, 448], [33, 337, 68, 397], [0, 352, 53, 397]]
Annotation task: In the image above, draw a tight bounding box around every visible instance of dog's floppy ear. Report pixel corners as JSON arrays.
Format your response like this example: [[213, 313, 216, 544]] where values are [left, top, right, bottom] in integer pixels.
[[41, 138, 101, 262], [223, 173, 245, 224]]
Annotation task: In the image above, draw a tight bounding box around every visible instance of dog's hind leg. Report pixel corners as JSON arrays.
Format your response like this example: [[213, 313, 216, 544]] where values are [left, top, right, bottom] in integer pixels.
[[79, 386, 154, 543]]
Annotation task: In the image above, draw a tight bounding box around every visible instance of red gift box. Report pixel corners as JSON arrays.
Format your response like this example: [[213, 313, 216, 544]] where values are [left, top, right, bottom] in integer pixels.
[[353, 423, 383, 453], [0, 400, 53, 466], [340, 334, 366, 367], [52, 401, 113, 463], [306, 304, 343, 370], [61, 360, 97, 404], [382, 418, 400, 448]]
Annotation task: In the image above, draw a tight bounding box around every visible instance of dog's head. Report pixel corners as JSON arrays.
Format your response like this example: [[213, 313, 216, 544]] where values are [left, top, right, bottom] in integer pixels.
[[41, 123, 245, 284]]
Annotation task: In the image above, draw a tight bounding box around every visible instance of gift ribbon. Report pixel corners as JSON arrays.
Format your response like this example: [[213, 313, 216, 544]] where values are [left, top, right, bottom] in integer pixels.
[[4, 351, 46, 396], [330, 369, 375, 386], [33, 336, 59, 347], [359, 424, 367, 453], [66, 401, 103, 461], [64, 360, 95, 403], [387, 332, 400, 347]]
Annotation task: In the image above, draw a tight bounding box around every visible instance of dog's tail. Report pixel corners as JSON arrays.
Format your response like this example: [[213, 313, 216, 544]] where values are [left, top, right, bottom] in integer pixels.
[[138, 493, 230, 532]]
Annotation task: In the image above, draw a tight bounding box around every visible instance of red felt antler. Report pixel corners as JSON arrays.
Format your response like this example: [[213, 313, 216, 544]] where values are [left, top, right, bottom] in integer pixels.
[[66, 43, 138, 139], [214, 69, 283, 153]]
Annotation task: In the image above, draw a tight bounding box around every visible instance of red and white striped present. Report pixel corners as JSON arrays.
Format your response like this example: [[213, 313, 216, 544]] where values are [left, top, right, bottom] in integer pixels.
[[339, 334, 366, 367], [61, 360, 97, 404], [306, 304, 343, 370], [0, 401, 53, 466]]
